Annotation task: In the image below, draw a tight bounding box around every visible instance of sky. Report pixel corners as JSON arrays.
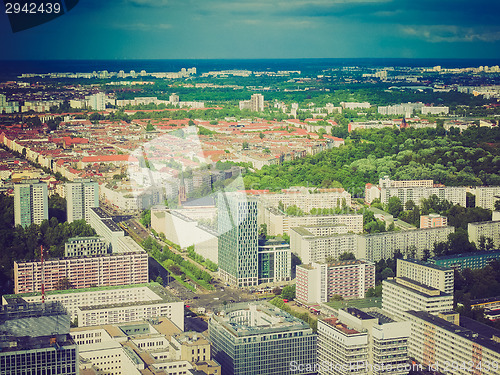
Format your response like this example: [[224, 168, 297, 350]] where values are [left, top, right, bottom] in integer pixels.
[[1, 0, 500, 60]]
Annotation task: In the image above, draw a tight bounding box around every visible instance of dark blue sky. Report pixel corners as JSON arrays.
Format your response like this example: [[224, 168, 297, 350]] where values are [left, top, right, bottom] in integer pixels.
[[1, 0, 500, 60]]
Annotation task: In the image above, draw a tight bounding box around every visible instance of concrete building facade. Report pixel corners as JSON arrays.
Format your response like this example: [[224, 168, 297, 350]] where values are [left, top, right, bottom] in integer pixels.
[[65, 179, 99, 223], [14, 180, 48, 228]]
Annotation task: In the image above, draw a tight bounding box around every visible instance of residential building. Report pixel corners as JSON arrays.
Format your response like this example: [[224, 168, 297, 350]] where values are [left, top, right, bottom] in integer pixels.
[[217, 193, 258, 287], [468, 220, 500, 249], [263, 207, 362, 236], [291, 228, 358, 264], [429, 250, 500, 270], [89, 207, 125, 251], [406, 311, 500, 375], [4, 283, 184, 330], [239, 94, 264, 112], [64, 236, 107, 258], [420, 213, 447, 228], [65, 179, 99, 223], [86, 92, 106, 110], [365, 183, 381, 204], [296, 260, 375, 304], [396, 258, 454, 295], [317, 308, 410, 375], [208, 302, 317, 375], [258, 189, 352, 213], [257, 238, 291, 284], [382, 277, 454, 321], [380, 185, 466, 207], [475, 186, 500, 210], [421, 106, 449, 115], [14, 251, 148, 294], [14, 179, 48, 228], [379, 176, 433, 189], [0, 301, 78, 375]]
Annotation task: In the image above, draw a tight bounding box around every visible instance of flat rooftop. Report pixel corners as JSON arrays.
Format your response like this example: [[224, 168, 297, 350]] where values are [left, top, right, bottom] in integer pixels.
[[399, 258, 452, 272], [432, 250, 500, 261], [322, 317, 361, 335], [91, 207, 111, 219]]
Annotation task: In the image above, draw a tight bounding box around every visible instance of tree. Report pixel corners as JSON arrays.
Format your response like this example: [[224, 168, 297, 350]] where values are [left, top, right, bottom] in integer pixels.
[[155, 275, 164, 285], [387, 196, 403, 218], [272, 287, 282, 295], [259, 132, 265, 139], [146, 121, 155, 131], [495, 200, 500, 211], [338, 252, 356, 261], [259, 223, 267, 239], [380, 267, 394, 280], [331, 294, 343, 301], [281, 285, 296, 300], [242, 141, 249, 150], [55, 277, 73, 290]]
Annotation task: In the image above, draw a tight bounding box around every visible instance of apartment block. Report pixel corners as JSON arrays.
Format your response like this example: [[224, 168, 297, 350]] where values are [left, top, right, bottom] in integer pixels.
[[4, 283, 183, 330], [382, 278, 454, 321], [292, 225, 453, 264], [318, 308, 410, 375], [379, 176, 433, 189], [406, 311, 500, 375], [430, 250, 500, 270], [64, 236, 107, 258], [14, 251, 148, 294], [396, 258, 454, 295], [65, 179, 99, 223], [296, 260, 375, 304], [14, 180, 48, 228], [218, 193, 258, 287], [358, 226, 454, 262], [475, 186, 500, 210], [420, 213, 447, 228], [380, 186, 466, 207], [468, 220, 500, 249], [258, 189, 352, 213], [264, 207, 363, 236], [209, 302, 317, 375], [365, 183, 381, 204], [0, 302, 78, 375], [257, 239, 291, 284]]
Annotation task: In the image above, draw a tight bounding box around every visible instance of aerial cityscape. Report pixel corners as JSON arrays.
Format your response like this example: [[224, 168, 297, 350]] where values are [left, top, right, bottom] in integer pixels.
[[1, 1, 500, 375]]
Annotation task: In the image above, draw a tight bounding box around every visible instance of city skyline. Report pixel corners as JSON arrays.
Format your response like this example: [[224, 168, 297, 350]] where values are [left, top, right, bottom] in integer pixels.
[[1, 0, 500, 60]]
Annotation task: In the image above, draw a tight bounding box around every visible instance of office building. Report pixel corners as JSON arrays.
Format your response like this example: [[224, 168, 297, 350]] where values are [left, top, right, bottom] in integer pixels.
[[65, 179, 99, 223], [382, 277, 454, 321], [14, 250, 148, 294], [4, 283, 184, 329], [318, 308, 410, 375], [0, 301, 78, 375], [64, 236, 107, 257], [468, 220, 500, 249], [296, 260, 375, 304], [406, 311, 500, 375], [208, 302, 317, 375], [257, 239, 291, 284], [420, 213, 447, 228], [396, 258, 454, 295], [218, 193, 258, 287], [430, 250, 500, 270], [14, 180, 48, 228]]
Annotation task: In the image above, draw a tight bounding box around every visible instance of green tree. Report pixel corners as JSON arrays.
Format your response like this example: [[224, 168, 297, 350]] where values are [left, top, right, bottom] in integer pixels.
[[281, 285, 296, 300], [387, 196, 403, 217], [338, 252, 356, 261]]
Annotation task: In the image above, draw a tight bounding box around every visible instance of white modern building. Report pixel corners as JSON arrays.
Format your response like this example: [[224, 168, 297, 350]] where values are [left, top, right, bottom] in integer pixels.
[[257, 239, 292, 284], [89, 207, 125, 251], [14, 180, 48, 228]]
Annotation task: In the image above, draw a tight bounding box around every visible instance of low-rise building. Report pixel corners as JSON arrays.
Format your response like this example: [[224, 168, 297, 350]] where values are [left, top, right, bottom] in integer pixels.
[[429, 250, 500, 270], [420, 213, 448, 228]]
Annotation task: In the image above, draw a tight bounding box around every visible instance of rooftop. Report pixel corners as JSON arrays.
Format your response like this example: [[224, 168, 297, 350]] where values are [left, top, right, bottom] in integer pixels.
[[432, 250, 500, 261], [322, 317, 361, 335], [399, 258, 453, 272]]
